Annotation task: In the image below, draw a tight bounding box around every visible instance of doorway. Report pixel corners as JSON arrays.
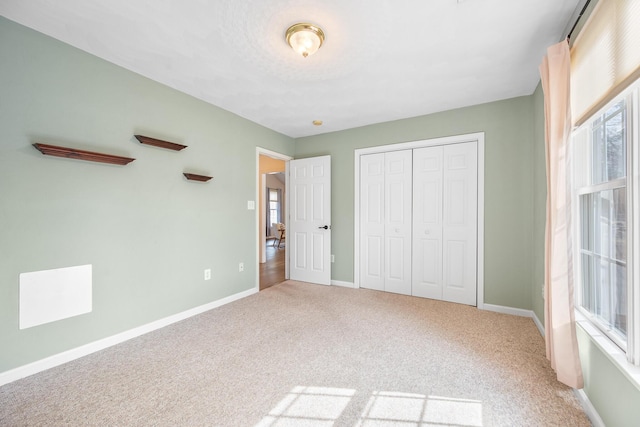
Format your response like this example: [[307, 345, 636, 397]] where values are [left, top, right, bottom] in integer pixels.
[[257, 148, 292, 291]]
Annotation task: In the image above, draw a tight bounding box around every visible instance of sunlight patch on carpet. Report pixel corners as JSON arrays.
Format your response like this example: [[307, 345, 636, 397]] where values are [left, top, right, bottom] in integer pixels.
[[357, 391, 483, 426], [255, 386, 355, 426], [255, 386, 483, 426]]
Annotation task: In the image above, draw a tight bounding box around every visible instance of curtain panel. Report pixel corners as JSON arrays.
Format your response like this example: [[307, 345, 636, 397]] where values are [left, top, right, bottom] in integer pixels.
[[539, 41, 584, 389]]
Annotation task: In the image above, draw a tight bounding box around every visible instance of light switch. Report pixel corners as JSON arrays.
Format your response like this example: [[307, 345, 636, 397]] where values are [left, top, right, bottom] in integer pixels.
[[247, 200, 255, 210]]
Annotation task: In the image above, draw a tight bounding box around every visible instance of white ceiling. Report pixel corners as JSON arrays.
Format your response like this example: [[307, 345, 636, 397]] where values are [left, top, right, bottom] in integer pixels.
[[0, 0, 580, 138]]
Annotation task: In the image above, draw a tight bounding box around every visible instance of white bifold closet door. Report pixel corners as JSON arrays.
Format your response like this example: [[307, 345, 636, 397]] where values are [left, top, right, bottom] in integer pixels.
[[413, 142, 477, 305], [360, 153, 385, 291], [384, 150, 412, 295], [360, 150, 412, 295], [360, 142, 477, 305], [412, 146, 443, 300]]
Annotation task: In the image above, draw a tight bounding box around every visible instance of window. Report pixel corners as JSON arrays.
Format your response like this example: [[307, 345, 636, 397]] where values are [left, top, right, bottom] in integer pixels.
[[572, 82, 639, 365], [577, 100, 627, 346], [269, 188, 280, 229]]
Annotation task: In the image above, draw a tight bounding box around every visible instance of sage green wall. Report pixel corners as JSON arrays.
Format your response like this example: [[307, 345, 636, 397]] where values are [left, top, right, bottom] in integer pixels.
[[577, 327, 640, 427], [0, 17, 294, 373], [295, 97, 535, 309], [532, 83, 546, 324]]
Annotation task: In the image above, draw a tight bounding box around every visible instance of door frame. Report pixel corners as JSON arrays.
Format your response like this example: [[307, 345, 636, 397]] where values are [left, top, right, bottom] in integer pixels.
[[256, 147, 293, 290], [353, 132, 485, 308]]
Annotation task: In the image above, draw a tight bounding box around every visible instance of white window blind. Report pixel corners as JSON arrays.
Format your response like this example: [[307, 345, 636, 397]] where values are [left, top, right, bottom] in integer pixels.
[[571, 0, 640, 126]]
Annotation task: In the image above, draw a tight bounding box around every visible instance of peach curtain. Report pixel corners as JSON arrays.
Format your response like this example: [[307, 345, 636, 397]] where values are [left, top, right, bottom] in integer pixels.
[[539, 41, 584, 389]]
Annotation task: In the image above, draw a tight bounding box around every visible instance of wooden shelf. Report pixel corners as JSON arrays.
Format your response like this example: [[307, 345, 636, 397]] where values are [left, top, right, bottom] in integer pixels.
[[135, 135, 187, 151], [33, 143, 135, 165], [183, 173, 213, 182]]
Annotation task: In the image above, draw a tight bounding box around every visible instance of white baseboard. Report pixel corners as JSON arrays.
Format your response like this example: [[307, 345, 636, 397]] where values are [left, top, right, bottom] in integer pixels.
[[574, 389, 605, 427], [531, 311, 545, 337], [482, 304, 545, 336], [331, 280, 355, 288], [0, 287, 258, 387], [482, 303, 534, 317]]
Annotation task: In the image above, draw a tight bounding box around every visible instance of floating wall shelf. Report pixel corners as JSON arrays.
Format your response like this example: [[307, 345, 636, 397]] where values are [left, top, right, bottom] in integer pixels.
[[33, 143, 135, 165], [183, 173, 213, 182], [135, 135, 187, 151]]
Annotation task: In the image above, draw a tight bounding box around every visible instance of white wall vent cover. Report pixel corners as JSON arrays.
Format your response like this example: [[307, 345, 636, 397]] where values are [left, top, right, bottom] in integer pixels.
[[19, 264, 92, 329]]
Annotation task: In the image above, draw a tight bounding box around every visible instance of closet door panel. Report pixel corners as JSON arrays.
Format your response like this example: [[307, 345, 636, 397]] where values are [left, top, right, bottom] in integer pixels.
[[384, 150, 412, 295], [412, 146, 443, 299], [442, 142, 477, 305], [360, 154, 385, 291]]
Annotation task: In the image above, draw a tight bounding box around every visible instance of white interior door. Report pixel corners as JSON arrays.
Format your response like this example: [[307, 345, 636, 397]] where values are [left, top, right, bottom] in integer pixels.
[[442, 142, 477, 305], [289, 155, 331, 285], [384, 150, 412, 295], [412, 146, 443, 299], [360, 153, 385, 291]]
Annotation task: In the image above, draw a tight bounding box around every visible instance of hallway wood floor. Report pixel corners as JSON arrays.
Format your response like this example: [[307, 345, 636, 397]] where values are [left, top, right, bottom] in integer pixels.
[[259, 241, 285, 290]]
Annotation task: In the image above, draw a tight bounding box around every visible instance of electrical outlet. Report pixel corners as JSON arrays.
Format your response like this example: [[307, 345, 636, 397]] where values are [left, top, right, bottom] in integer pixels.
[[239, 262, 244, 272], [204, 269, 211, 280], [331, 254, 335, 263]]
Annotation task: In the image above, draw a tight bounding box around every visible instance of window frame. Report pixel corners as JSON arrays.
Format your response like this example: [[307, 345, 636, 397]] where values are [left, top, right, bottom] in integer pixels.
[[572, 81, 640, 368], [268, 188, 280, 228], [576, 181, 628, 350]]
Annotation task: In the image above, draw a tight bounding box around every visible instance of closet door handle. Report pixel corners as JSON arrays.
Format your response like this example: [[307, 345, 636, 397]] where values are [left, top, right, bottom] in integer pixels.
[[318, 225, 330, 230]]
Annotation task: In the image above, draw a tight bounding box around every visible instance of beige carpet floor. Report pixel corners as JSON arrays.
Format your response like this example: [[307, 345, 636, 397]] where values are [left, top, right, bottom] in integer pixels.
[[1, 281, 591, 426]]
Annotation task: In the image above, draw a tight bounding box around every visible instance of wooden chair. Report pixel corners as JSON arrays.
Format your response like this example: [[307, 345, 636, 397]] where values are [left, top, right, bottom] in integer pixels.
[[273, 223, 285, 248]]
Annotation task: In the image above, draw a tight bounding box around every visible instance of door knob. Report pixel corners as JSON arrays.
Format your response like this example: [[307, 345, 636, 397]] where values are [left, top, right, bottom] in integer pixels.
[[318, 225, 330, 230]]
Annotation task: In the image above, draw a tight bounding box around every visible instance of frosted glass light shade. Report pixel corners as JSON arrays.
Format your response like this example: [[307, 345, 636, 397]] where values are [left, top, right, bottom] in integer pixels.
[[286, 23, 325, 58]]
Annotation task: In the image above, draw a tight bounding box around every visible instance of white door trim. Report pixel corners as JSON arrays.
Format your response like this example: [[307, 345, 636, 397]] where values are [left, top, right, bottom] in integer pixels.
[[256, 147, 293, 290], [354, 132, 485, 309]]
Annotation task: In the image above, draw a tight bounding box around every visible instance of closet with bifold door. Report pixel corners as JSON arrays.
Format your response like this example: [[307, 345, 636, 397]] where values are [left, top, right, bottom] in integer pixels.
[[359, 141, 478, 306]]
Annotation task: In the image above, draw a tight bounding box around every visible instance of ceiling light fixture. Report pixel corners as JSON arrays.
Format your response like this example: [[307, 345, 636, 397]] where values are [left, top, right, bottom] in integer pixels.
[[286, 23, 325, 58]]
